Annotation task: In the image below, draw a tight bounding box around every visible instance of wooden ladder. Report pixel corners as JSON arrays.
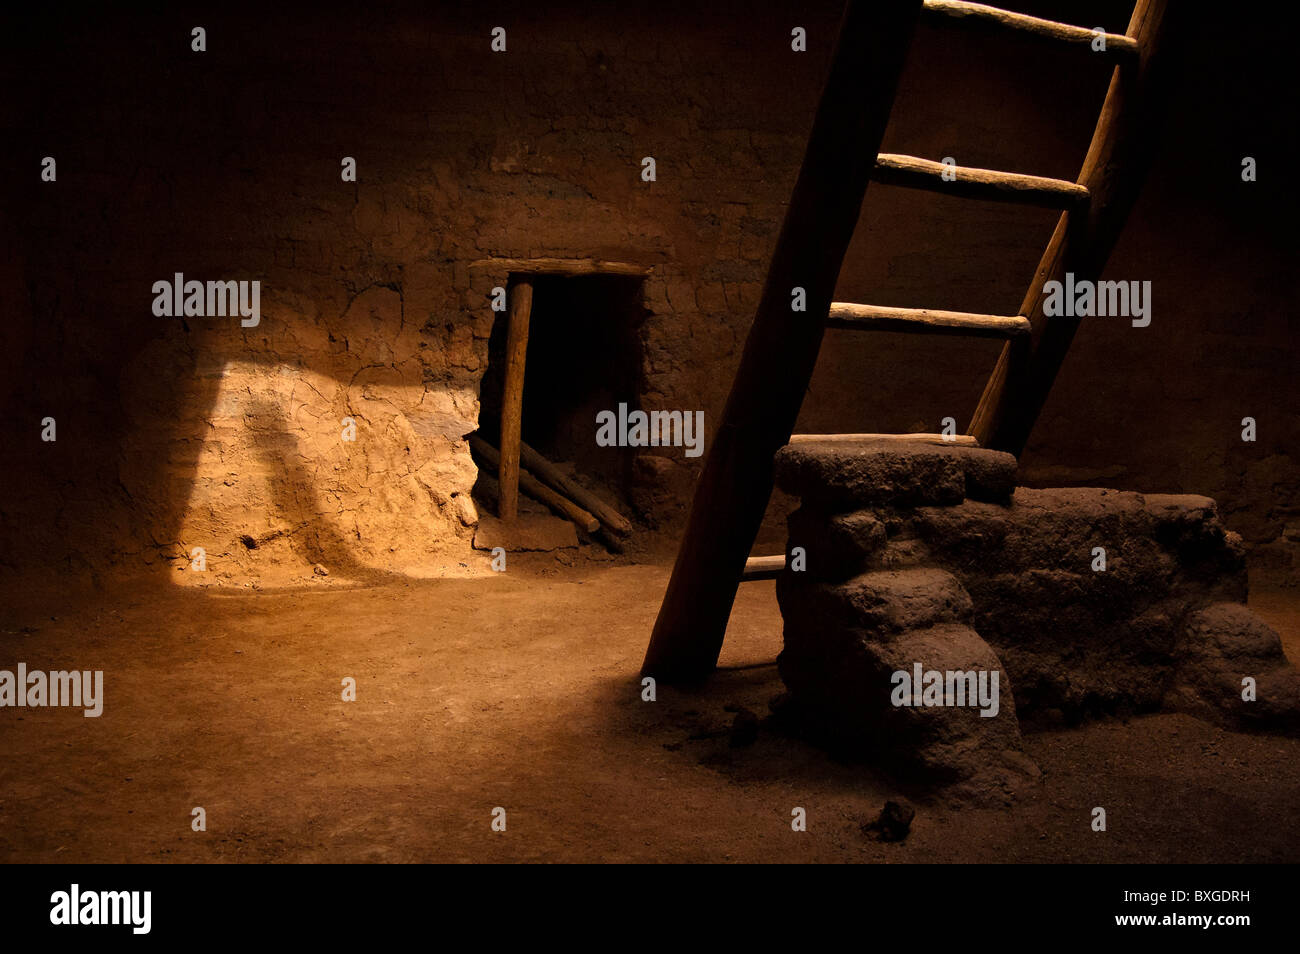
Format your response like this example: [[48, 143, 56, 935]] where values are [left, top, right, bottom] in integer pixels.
[[642, 0, 1183, 682]]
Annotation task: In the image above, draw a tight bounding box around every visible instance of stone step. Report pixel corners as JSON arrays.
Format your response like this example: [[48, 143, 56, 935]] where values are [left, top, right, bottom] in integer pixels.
[[786, 508, 888, 577], [777, 566, 973, 635], [778, 620, 1026, 784], [774, 439, 1017, 510]]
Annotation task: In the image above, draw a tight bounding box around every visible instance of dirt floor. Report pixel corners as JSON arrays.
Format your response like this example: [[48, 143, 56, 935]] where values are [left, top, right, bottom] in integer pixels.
[[1, 556, 1298, 864]]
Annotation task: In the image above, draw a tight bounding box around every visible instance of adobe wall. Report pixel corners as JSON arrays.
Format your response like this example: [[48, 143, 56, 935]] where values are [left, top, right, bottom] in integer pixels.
[[1, 1, 1293, 582]]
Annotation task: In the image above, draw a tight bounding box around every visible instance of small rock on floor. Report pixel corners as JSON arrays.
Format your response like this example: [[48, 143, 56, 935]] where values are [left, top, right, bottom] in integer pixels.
[[863, 799, 916, 842], [727, 706, 760, 748]]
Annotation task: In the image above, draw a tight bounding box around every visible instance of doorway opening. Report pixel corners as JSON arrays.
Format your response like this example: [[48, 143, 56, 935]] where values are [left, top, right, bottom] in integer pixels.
[[474, 272, 648, 531]]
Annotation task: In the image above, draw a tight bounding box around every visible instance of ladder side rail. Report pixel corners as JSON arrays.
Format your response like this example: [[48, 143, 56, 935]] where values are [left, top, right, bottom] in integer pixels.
[[642, 0, 925, 682], [970, 0, 1183, 453]]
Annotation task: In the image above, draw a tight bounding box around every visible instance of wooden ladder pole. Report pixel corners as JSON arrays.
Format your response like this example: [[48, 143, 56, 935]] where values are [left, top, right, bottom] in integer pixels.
[[498, 277, 533, 521], [642, 0, 924, 683], [970, 0, 1182, 454]]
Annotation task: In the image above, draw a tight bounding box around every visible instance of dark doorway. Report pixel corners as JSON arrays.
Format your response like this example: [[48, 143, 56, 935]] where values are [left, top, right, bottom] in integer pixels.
[[477, 273, 647, 509]]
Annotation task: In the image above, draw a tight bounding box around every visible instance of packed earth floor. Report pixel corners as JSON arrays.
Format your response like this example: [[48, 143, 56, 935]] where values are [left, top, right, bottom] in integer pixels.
[[1, 562, 1298, 863]]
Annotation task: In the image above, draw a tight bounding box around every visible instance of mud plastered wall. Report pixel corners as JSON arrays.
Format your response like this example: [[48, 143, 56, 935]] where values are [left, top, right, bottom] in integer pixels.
[[1, 1, 825, 581], [2, 1, 1295, 582]]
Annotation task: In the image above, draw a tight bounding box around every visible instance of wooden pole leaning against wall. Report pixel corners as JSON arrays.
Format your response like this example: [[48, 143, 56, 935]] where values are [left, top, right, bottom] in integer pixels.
[[497, 278, 534, 521], [970, 0, 1182, 455], [519, 439, 633, 536], [469, 434, 600, 533], [641, 0, 924, 683]]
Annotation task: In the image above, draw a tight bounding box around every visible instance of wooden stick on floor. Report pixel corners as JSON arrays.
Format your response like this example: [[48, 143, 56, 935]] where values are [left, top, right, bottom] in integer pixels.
[[469, 434, 600, 533], [497, 278, 533, 521], [519, 439, 633, 536]]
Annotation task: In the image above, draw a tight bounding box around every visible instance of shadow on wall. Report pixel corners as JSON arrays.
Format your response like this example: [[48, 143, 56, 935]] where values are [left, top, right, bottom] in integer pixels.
[[216, 393, 397, 584], [109, 282, 490, 587]]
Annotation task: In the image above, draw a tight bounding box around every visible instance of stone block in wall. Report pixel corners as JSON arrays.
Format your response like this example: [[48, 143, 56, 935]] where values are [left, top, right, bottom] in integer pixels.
[[842, 623, 1022, 784], [903, 495, 1248, 717], [774, 587, 1029, 790], [906, 489, 1249, 598], [785, 507, 887, 581], [898, 487, 1253, 716], [777, 567, 973, 637], [973, 594, 1186, 718], [1166, 603, 1300, 734], [773, 439, 1017, 510], [777, 563, 1025, 785]]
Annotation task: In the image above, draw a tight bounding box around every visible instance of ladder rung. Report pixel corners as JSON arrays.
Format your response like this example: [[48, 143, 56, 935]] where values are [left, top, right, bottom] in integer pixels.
[[828, 302, 1030, 338], [921, 1, 1139, 61], [741, 555, 786, 581], [788, 433, 979, 446], [873, 154, 1089, 208]]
